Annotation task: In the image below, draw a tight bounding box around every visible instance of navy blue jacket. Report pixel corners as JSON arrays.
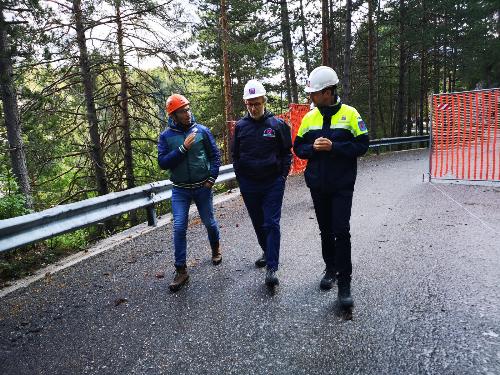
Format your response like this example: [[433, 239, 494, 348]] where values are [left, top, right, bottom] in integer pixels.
[[293, 102, 369, 191], [232, 111, 292, 181], [158, 121, 221, 188]]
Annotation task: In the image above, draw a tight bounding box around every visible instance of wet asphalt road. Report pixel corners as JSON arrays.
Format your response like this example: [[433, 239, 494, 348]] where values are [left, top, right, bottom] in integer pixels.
[[0, 149, 499, 375]]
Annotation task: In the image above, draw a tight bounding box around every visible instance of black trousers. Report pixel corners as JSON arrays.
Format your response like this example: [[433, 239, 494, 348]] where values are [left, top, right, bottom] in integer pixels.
[[310, 188, 353, 281]]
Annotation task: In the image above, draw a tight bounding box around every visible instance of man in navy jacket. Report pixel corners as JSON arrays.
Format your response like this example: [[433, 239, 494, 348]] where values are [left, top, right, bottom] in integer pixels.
[[231, 80, 292, 287]]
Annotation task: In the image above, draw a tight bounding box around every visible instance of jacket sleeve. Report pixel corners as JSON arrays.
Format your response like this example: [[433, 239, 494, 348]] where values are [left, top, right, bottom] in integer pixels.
[[331, 112, 370, 158], [202, 127, 221, 184], [157, 131, 188, 170], [278, 120, 293, 177], [293, 133, 315, 160], [231, 124, 240, 177], [331, 133, 369, 158]]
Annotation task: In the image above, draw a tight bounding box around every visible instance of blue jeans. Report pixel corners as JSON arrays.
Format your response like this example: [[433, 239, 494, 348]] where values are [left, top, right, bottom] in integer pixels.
[[239, 175, 286, 271], [171, 186, 220, 267]]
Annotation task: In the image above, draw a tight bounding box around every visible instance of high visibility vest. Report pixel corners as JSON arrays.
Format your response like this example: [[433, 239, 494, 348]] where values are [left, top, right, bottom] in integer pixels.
[[297, 104, 368, 138]]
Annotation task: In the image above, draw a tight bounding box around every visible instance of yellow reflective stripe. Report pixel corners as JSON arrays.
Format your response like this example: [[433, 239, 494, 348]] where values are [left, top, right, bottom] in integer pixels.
[[306, 125, 323, 131], [332, 123, 353, 132]]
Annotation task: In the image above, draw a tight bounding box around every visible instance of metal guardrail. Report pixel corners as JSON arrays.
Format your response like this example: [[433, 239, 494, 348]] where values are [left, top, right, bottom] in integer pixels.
[[369, 135, 429, 148], [0, 165, 235, 253], [0, 136, 429, 253]]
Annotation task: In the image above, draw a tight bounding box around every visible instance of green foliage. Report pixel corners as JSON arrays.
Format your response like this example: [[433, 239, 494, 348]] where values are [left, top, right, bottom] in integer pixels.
[[0, 194, 29, 220], [0, 172, 30, 219]]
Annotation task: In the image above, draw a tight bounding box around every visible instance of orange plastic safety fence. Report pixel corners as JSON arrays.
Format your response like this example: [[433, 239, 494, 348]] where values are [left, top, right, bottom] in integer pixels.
[[283, 104, 310, 174], [430, 89, 500, 181], [226, 104, 311, 175]]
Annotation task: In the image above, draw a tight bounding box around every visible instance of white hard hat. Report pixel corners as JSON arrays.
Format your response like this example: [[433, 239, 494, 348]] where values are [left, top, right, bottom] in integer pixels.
[[305, 66, 339, 93], [243, 79, 266, 100]]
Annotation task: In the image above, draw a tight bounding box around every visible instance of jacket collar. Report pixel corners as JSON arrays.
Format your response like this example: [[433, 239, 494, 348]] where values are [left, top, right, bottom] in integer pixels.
[[169, 120, 195, 133], [243, 109, 274, 122], [317, 96, 342, 117]]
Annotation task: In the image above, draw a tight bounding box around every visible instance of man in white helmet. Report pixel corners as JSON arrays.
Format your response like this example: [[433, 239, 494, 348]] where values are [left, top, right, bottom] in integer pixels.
[[232, 79, 292, 287], [293, 66, 369, 309]]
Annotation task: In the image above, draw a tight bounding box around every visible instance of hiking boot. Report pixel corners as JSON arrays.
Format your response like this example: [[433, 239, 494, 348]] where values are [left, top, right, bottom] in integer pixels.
[[211, 242, 222, 265], [255, 253, 266, 268], [265, 269, 279, 287], [320, 268, 336, 290], [169, 265, 189, 292], [337, 279, 354, 308]]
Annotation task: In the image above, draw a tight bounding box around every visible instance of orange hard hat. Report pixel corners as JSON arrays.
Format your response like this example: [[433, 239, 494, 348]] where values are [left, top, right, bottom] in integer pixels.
[[166, 94, 190, 115]]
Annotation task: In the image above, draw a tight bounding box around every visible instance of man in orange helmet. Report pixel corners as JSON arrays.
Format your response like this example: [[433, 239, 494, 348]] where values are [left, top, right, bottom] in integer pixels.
[[158, 94, 222, 292]]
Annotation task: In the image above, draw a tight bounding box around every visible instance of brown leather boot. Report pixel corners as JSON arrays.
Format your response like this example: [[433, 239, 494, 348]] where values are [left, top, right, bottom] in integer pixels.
[[169, 265, 189, 292], [211, 242, 222, 265]]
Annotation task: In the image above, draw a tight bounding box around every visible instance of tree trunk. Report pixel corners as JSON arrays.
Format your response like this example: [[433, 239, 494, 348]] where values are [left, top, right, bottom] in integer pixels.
[[406, 59, 412, 136], [115, 0, 137, 224], [442, 13, 447, 92], [73, 0, 109, 196], [376, 0, 385, 136], [451, 47, 457, 92], [328, 0, 336, 68], [396, 0, 406, 136], [368, 0, 376, 138], [280, 0, 298, 103], [389, 38, 395, 136], [342, 0, 352, 103], [299, 0, 311, 74], [321, 0, 329, 65], [220, 0, 232, 163], [283, 44, 292, 104], [418, 0, 428, 136], [115, 0, 134, 191], [0, 10, 33, 210], [432, 16, 440, 93]]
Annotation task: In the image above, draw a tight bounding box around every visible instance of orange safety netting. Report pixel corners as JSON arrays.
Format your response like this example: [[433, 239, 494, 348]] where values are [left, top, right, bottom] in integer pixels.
[[430, 89, 500, 181], [227, 104, 311, 175]]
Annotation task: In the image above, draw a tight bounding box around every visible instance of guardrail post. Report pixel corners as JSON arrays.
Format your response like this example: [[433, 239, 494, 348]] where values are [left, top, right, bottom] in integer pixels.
[[146, 204, 157, 227]]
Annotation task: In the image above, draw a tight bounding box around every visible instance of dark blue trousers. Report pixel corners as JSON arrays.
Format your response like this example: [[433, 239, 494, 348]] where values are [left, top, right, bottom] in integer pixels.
[[239, 175, 286, 271], [310, 188, 353, 281]]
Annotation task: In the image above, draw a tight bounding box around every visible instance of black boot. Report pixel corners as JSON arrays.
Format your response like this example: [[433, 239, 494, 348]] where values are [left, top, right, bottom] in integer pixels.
[[337, 279, 354, 308], [254, 253, 266, 268], [320, 268, 336, 290], [265, 269, 279, 287]]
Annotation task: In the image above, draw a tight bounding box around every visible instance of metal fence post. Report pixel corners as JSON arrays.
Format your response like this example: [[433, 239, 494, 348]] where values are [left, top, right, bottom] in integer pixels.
[[146, 204, 157, 227]]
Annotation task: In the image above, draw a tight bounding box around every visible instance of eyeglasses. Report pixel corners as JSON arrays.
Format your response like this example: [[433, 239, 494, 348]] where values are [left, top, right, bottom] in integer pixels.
[[245, 102, 264, 108], [176, 108, 191, 114]]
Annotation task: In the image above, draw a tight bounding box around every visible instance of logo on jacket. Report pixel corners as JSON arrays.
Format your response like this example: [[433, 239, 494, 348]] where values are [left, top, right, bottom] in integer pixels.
[[263, 128, 276, 138], [358, 118, 367, 131], [341, 116, 346, 121]]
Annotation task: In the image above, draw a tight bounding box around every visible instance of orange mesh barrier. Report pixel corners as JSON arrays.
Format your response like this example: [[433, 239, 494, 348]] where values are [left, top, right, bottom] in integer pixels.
[[430, 89, 500, 181], [279, 104, 310, 174], [226, 104, 311, 175]]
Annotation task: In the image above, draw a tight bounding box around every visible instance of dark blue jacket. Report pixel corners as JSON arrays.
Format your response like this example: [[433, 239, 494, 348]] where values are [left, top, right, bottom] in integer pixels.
[[293, 102, 369, 191], [158, 121, 220, 188], [232, 111, 292, 181]]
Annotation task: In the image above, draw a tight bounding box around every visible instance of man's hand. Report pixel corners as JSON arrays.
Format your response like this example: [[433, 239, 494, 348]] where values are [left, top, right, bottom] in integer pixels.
[[203, 181, 214, 189], [313, 137, 332, 151], [183, 133, 196, 150]]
